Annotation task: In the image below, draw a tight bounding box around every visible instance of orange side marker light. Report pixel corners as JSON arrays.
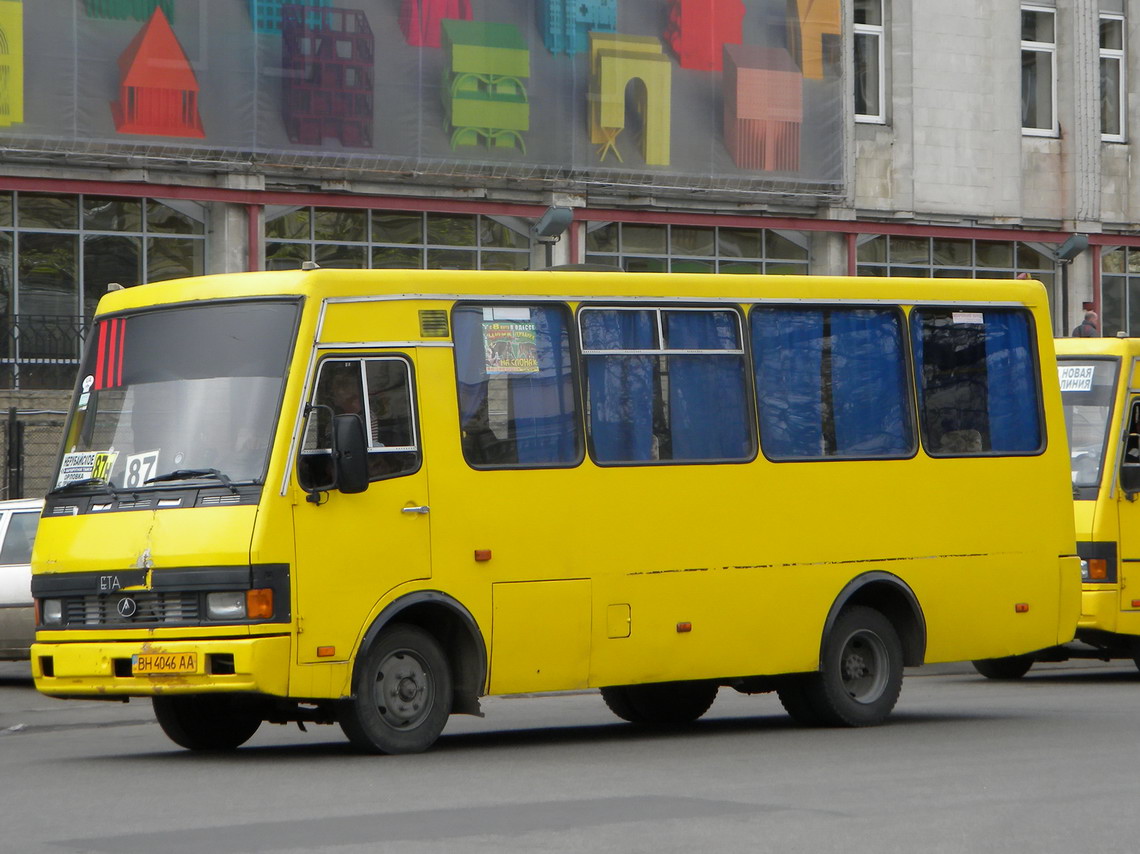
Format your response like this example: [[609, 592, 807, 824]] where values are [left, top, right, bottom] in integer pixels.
[[317, 646, 336, 658], [676, 622, 692, 633], [1015, 603, 1030, 613], [474, 549, 492, 562]]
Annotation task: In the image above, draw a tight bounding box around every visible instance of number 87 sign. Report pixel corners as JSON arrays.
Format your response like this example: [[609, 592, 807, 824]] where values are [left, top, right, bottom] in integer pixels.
[[124, 451, 159, 488]]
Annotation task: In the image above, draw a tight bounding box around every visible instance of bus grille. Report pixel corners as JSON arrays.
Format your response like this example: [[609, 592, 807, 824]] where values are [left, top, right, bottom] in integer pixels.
[[62, 592, 201, 626]]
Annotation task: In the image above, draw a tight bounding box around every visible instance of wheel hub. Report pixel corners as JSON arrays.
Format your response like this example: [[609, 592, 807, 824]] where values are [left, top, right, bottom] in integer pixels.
[[374, 650, 433, 729]]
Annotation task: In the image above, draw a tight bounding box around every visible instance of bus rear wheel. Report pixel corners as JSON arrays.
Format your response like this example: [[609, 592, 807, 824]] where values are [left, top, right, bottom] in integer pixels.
[[338, 623, 452, 754], [152, 694, 263, 751], [778, 605, 903, 727], [971, 655, 1034, 680], [600, 681, 718, 725]]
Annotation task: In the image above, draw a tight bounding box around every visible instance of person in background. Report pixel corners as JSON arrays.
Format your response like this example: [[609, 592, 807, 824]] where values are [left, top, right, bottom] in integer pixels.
[[1073, 310, 1100, 337]]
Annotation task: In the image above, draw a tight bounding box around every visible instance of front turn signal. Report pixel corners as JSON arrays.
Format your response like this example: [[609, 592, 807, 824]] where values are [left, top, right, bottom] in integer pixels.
[[246, 588, 274, 619]]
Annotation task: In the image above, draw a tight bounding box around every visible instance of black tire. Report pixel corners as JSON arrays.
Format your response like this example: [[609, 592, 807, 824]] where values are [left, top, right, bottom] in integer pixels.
[[600, 681, 718, 726], [152, 694, 263, 751], [779, 605, 904, 727], [775, 676, 826, 726], [972, 655, 1035, 680], [338, 623, 452, 754]]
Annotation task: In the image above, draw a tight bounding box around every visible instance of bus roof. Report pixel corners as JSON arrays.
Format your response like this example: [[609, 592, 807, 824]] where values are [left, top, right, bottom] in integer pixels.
[[1055, 337, 1140, 357], [95, 269, 1052, 316]]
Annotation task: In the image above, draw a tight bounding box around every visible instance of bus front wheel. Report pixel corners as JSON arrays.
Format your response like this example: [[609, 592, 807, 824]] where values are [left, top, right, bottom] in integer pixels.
[[971, 655, 1034, 680], [152, 694, 263, 751], [778, 605, 903, 727], [339, 623, 453, 754], [600, 681, 718, 725]]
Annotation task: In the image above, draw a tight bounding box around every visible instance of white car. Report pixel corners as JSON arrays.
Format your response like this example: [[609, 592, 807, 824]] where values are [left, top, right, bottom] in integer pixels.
[[0, 498, 43, 660]]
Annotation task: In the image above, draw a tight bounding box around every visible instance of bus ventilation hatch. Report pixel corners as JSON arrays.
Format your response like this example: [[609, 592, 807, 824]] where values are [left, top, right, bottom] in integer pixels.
[[419, 310, 449, 338]]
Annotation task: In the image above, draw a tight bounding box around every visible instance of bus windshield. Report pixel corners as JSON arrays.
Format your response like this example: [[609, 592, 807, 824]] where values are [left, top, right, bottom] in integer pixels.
[[54, 300, 299, 490], [1059, 357, 1119, 488]]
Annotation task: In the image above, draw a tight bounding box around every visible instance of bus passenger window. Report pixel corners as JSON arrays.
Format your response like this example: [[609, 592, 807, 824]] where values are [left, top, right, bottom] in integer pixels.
[[911, 308, 1041, 456], [452, 304, 580, 468], [580, 306, 753, 465], [751, 306, 913, 460]]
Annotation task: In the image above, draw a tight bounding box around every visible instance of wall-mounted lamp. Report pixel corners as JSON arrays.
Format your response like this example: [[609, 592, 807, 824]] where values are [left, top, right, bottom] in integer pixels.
[[532, 206, 574, 243], [1055, 234, 1089, 263]]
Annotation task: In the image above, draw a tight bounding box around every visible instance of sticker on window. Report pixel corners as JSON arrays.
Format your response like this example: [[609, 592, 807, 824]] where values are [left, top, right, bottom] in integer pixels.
[[1058, 364, 1095, 392], [57, 450, 119, 487], [482, 319, 539, 375], [123, 451, 160, 489], [951, 311, 984, 325]]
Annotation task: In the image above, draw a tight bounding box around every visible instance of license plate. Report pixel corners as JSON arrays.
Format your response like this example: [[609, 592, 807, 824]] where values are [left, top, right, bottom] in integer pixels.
[[132, 652, 197, 675]]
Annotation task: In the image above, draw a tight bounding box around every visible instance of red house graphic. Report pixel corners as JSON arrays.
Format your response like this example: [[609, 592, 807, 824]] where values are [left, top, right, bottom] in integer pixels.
[[111, 7, 204, 138]]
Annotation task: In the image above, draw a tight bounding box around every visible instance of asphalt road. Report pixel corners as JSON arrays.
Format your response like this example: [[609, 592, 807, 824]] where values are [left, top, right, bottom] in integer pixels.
[[3, 658, 1140, 854]]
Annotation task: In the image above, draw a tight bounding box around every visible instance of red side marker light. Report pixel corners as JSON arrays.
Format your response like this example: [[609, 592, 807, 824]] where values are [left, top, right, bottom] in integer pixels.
[[474, 549, 492, 562], [676, 622, 692, 633], [316, 646, 335, 658], [1131, 600, 1140, 609], [1015, 603, 1030, 613]]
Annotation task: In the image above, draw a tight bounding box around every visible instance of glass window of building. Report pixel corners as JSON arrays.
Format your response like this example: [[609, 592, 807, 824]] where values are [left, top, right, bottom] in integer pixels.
[[585, 223, 808, 274], [1100, 13, 1125, 141], [856, 235, 1057, 326], [854, 0, 885, 123], [0, 192, 205, 389], [264, 208, 530, 272], [1021, 6, 1058, 136], [1100, 247, 1140, 336]]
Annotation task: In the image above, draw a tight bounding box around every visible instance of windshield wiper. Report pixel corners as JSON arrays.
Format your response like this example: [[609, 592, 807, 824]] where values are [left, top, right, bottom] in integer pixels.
[[145, 468, 239, 494], [48, 477, 119, 498]]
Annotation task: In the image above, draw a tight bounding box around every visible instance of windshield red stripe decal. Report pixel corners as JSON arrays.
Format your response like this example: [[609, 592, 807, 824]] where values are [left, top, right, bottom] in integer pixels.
[[93, 318, 125, 390], [113, 317, 125, 387], [93, 321, 108, 389]]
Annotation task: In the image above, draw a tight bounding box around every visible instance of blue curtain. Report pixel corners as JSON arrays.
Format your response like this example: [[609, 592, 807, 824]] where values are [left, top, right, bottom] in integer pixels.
[[831, 310, 911, 455], [584, 310, 656, 462], [752, 308, 824, 457], [511, 308, 579, 464], [666, 311, 751, 460], [985, 311, 1041, 452]]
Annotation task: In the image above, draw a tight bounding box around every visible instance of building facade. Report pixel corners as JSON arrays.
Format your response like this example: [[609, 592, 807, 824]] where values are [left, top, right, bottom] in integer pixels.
[[0, 0, 1133, 410]]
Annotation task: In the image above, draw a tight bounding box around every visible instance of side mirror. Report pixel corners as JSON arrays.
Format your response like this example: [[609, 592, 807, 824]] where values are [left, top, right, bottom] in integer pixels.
[[333, 413, 369, 495]]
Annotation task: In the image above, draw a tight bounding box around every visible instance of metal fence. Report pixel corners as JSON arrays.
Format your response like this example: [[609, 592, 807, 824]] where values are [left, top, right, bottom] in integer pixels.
[[2, 407, 67, 500]]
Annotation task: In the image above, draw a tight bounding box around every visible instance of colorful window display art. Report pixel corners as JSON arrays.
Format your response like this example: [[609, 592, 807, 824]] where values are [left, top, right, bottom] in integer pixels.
[[789, 0, 841, 80], [0, 0, 23, 128], [248, 0, 333, 34], [663, 0, 744, 71], [281, 6, 374, 148], [401, 0, 473, 48], [723, 44, 802, 171], [84, 0, 175, 22], [539, 0, 617, 56], [111, 7, 204, 138], [588, 32, 672, 166], [441, 20, 530, 153], [0, 2, 847, 194]]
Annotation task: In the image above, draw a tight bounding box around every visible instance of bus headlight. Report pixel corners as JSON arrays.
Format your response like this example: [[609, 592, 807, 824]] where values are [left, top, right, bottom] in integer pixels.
[[41, 599, 63, 625], [206, 592, 246, 620]]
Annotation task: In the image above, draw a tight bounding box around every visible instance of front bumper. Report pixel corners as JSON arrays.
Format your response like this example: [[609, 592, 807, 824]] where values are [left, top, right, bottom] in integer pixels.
[[32, 635, 292, 698]]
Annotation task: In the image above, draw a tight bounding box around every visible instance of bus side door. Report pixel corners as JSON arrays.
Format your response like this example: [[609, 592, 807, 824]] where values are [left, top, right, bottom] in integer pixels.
[[1117, 395, 1140, 614], [291, 352, 431, 666]]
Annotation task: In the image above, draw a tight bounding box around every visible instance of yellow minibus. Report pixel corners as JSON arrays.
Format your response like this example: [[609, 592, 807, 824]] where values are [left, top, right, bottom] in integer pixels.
[[31, 269, 1079, 752], [972, 336, 1140, 678]]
